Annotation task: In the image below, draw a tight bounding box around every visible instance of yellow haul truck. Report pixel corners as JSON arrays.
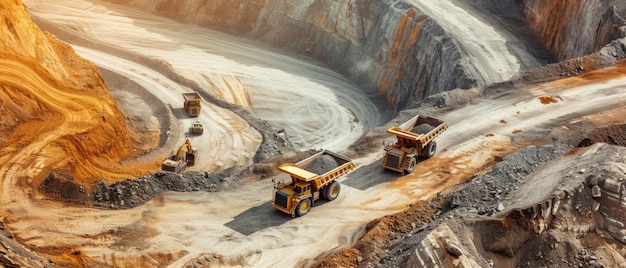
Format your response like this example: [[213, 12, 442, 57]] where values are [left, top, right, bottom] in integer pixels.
[[382, 114, 448, 174], [272, 150, 356, 217], [182, 92, 202, 117]]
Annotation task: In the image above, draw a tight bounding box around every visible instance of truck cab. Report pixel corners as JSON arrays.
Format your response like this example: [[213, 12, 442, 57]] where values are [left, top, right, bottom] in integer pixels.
[[293, 181, 311, 196]]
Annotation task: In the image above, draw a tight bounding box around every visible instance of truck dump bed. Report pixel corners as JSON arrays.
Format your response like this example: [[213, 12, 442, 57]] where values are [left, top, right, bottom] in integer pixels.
[[278, 150, 355, 191], [386, 115, 448, 149], [182, 92, 201, 101], [182, 92, 202, 117]]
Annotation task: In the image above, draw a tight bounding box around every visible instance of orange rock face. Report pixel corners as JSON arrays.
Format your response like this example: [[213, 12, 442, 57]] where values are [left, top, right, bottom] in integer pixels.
[[0, 0, 149, 186], [522, 0, 621, 60]]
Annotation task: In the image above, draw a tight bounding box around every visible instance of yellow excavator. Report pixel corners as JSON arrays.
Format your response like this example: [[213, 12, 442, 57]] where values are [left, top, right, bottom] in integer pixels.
[[162, 138, 198, 172]]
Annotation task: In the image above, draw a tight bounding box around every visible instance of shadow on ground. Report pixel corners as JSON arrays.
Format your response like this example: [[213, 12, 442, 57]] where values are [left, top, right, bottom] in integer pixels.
[[342, 158, 402, 190], [224, 201, 293, 235], [225, 159, 407, 235]]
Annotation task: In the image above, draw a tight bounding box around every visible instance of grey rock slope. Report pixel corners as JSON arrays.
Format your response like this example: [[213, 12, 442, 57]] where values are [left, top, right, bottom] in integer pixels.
[[397, 143, 626, 268]]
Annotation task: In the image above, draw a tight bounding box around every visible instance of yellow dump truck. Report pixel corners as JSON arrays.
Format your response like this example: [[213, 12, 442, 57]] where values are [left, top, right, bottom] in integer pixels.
[[272, 150, 356, 217], [382, 114, 448, 174], [162, 139, 198, 172], [182, 92, 202, 117]]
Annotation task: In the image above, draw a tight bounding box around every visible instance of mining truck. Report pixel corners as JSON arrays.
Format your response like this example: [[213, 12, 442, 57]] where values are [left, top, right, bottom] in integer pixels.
[[182, 92, 202, 117], [382, 114, 448, 174], [272, 150, 356, 217], [190, 120, 204, 135], [162, 138, 198, 172]]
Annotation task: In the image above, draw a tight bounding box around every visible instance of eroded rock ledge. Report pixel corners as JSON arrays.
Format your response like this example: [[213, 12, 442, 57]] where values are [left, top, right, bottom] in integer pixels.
[[405, 143, 626, 268], [109, 0, 482, 109], [111, 0, 626, 110]]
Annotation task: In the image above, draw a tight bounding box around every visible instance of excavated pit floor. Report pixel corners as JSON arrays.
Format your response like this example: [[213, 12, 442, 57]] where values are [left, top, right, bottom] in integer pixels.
[[2, 0, 626, 267]]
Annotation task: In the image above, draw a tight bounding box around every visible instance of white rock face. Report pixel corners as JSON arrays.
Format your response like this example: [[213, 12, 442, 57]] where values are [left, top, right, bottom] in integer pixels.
[[118, 0, 625, 110]]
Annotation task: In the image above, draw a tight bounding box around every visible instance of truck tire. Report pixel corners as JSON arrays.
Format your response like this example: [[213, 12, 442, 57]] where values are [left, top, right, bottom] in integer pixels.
[[321, 187, 328, 200], [325, 181, 341, 201], [405, 157, 416, 174], [296, 198, 312, 217], [421, 141, 437, 158]]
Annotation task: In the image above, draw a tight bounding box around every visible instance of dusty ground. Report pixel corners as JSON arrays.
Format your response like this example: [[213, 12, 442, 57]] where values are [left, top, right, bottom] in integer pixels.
[[1, 0, 626, 268], [314, 60, 626, 267]]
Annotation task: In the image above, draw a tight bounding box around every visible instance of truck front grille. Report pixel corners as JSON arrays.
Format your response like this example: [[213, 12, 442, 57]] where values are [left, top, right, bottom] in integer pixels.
[[274, 191, 289, 208], [385, 154, 400, 168]]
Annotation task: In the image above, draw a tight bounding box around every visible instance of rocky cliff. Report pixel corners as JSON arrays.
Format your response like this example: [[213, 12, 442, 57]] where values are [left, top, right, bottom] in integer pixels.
[[106, 0, 626, 109], [114, 0, 267, 34], [106, 0, 477, 109], [249, 0, 481, 109], [0, 221, 49, 267], [473, 0, 626, 61], [0, 0, 141, 183], [403, 143, 626, 268], [521, 0, 625, 61], [0, 0, 143, 266]]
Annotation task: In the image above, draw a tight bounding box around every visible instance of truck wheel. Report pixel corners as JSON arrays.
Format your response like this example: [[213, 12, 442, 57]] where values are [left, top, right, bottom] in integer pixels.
[[321, 187, 328, 200], [325, 181, 341, 201], [405, 157, 416, 174], [296, 198, 312, 217], [421, 141, 437, 158]]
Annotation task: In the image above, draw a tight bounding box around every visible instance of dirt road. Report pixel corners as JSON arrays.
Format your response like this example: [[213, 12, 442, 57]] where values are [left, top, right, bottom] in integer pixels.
[[5, 0, 626, 267], [73, 46, 262, 172], [8, 69, 626, 267], [24, 0, 382, 153]]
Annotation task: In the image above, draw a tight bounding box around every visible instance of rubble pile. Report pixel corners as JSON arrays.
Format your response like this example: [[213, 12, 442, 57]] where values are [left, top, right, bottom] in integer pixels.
[[306, 154, 340, 175], [579, 123, 626, 147], [591, 165, 626, 244], [386, 143, 626, 268], [443, 145, 565, 215], [91, 166, 251, 209], [39, 170, 89, 203]]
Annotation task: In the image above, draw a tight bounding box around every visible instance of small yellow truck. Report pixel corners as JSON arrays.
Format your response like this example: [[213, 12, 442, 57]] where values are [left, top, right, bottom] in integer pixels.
[[182, 92, 202, 117], [382, 114, 448, 174], [190, 120, 204, 135], [272, 150, 356, 217]]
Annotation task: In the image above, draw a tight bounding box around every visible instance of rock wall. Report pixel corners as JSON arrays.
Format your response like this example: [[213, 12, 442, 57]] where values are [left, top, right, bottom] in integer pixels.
[[476, 0, 626, 61], [0, 0, 139, 182], [406, 223, 485, 268], [105, 0, 626, 107], [0, 221, 49, 268], [523, 0, 625, 61], [591, 171, 626, 244], [405, 143, 626, 268], [248, 0, 478, 108], [107, 0, 476, 109], [116, 0, 268, 34]]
